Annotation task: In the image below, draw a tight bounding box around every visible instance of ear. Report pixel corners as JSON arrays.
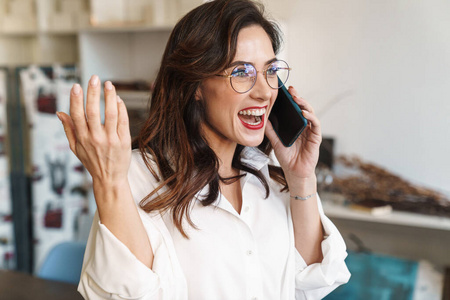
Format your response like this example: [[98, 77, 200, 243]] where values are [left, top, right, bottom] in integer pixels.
[[195, 86, 202, 101]]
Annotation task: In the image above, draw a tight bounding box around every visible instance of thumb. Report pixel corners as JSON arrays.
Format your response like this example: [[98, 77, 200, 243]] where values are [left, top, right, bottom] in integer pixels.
[[57, 112, 78, 156]]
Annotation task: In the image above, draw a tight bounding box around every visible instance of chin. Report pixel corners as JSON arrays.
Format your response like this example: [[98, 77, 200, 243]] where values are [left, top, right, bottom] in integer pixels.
[[239, 134, 265, 147]]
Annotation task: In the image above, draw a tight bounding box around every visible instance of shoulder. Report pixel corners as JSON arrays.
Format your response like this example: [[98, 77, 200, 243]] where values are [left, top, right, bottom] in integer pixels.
[[129, 149, 159, 181], [128, 149, 161, 205]]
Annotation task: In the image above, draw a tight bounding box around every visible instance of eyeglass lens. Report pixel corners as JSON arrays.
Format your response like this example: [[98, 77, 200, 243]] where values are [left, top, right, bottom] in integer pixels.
[[230, 60, 290, 93]]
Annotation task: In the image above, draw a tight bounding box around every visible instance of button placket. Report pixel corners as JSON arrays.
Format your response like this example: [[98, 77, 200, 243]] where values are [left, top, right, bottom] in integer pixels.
[[236, 221, 260, 300], [240, 171, 264, 299]]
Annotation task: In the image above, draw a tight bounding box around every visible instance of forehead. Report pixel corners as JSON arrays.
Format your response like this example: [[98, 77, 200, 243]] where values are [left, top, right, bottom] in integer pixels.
[[233, 25, 275, 64]]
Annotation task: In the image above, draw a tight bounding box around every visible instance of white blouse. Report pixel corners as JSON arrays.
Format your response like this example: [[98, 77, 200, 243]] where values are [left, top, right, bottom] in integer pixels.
[[78, 147, 350, 300]]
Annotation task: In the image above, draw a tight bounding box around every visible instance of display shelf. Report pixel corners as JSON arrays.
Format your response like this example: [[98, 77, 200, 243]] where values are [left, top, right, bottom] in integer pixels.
[[34, 34, 78, 65], [0, 30, 38, 36], [323, 201, 450, 231], [79, 29, 171, 88], [39, 29, 78, 35], [80, 24, 174, 34], [0, 0, 88, 65], [36, 0, 90, 33], [0, 36, 36, 66], [0, 0, 194, 67], [0, 35, 77, 66]]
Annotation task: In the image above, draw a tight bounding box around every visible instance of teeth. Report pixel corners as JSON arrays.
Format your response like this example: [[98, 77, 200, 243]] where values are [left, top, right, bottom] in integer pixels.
[[238, 108, 266, 116], [245, 115, 262, 126]]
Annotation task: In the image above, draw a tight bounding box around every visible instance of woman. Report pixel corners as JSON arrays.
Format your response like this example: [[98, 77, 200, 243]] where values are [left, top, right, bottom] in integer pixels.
[[58, 0, 350, 299]]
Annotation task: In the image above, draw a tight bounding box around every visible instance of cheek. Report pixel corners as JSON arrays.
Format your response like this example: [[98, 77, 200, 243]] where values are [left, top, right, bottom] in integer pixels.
[[206, 94, 242, 117], [203, 98, 236, 128]]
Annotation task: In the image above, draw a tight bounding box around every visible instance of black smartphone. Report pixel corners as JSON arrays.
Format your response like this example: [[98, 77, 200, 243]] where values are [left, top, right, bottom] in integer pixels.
[[268, 78, 308, 147]]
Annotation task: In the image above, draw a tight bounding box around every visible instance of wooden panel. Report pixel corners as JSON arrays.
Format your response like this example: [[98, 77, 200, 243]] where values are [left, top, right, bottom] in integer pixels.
[[0, 270, 82, 300]]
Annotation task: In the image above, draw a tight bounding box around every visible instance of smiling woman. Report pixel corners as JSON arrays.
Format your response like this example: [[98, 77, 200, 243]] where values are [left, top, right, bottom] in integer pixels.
[[57, 0, 351, 299]]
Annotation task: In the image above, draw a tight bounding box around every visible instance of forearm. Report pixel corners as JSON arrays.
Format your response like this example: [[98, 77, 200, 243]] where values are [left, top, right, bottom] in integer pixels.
[[288, 175, 324, 265], [93, 179, 154, 269]]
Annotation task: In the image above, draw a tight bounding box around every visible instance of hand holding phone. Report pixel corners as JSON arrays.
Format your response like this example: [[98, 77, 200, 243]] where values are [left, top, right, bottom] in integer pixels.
[[268, 78, 308, 147]]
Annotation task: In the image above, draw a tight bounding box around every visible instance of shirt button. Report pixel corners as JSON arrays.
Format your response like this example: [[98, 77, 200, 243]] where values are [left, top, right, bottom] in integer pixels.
[[244, 206, 250, 212], [246, 250, 253, 256], [251, 297, 258, 300]]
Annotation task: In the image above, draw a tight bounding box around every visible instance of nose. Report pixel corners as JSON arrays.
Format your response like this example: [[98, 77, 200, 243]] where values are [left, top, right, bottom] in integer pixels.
[[249, 71, 272, 101]]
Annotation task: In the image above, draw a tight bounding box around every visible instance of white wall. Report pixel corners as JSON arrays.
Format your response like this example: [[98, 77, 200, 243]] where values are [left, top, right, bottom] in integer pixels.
[[282, 0, 450, 194]]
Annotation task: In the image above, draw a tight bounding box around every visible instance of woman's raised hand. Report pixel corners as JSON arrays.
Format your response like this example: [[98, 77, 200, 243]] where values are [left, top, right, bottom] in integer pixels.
[[57, 75, 132, 186], [58, 76, 154, 268]]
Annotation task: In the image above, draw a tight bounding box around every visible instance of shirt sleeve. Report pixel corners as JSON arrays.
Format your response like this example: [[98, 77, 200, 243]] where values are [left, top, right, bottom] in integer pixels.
[[77, 212, 162, 299], [77, 151, 187, 299], [294, 194, 351, 299]]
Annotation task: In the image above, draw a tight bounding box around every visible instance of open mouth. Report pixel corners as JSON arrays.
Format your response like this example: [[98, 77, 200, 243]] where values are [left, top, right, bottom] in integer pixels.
[[238, 107, 266, 128]]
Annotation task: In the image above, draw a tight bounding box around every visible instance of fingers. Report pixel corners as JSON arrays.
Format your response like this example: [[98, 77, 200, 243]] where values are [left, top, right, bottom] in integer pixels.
[[288, 86, 314, 114], [117, 97, 131, 142], [69, 76, 130, 145], [57, 112, 78, 155], [69, 83, 88, 138], [104, 81, 118, 136], [301, 110, 321, 136], [286, 86, 321, 136], [85, 75, 102, 132]]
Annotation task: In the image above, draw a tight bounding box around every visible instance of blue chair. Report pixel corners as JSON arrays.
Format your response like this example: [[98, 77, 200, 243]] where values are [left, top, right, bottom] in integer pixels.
[[37, 241, 86, 285]]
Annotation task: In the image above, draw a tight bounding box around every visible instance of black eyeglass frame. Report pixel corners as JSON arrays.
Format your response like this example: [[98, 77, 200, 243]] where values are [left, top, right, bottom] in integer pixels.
[[215, 60, 291, 94]]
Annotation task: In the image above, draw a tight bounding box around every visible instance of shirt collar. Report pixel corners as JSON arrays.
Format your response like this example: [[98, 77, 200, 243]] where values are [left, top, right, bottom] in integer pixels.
[[240, 147, 270, 171]]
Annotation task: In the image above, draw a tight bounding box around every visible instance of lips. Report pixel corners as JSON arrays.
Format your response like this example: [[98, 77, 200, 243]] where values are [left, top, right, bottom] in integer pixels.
[[238, 106, 266, 130]]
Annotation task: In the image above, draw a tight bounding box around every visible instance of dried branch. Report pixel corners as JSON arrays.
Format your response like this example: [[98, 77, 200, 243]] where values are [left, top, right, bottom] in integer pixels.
[[324, 155, 450, 217]]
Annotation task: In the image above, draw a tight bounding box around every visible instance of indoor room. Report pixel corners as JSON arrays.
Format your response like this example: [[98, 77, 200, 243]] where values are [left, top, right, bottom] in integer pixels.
[[0, 0, 449, 299]]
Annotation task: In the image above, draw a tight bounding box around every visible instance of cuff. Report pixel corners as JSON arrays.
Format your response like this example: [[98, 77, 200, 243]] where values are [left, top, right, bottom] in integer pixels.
[[83, 219, 160, 299], [295, 212, 351, 290]]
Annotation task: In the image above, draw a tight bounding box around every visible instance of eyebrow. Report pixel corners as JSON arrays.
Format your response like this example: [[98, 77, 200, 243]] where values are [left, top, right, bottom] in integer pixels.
[[228, 57, 278, 68]]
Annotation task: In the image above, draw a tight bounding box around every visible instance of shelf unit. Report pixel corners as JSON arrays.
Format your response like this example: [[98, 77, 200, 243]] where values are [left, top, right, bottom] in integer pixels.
[[323, 202, 450, 232], [78, 27, 172, 88], [322, 200, 450, 266], [0, 0, 207, 67], [0, 0, 87, 66]]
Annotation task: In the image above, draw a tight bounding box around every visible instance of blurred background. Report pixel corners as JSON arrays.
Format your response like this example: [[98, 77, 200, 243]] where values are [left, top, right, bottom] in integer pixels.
[[0, 0, 448, 299]]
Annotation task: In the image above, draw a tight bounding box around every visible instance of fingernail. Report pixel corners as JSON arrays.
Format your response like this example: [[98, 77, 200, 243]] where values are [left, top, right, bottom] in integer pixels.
[[105, 81, 113, 90], [56, 112, 62, 121], [72, 83, 81, 95], [117, 96, 122, 103], [90, 75, 99, 87]]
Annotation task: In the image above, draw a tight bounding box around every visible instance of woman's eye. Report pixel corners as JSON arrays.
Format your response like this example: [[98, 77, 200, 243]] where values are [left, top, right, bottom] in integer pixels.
[[232, 69, 249, 77], [266, 67, 279, 76], [231, 64, 254, 78]]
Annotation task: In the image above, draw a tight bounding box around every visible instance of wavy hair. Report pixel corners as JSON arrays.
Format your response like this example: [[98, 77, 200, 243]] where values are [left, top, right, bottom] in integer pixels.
[[133, 0, 287, 238]]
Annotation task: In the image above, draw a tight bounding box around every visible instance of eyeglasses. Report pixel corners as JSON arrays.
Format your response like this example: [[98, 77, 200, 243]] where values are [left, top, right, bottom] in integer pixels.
[[216, 60, 291, 94]]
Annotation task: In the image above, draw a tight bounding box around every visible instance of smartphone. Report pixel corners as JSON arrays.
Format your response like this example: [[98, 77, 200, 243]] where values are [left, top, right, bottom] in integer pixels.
[[268, 78, 308, 147]]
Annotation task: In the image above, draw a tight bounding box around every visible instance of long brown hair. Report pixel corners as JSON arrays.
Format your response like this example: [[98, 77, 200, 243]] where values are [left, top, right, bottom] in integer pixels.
[[133, 0, 287, 238]]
